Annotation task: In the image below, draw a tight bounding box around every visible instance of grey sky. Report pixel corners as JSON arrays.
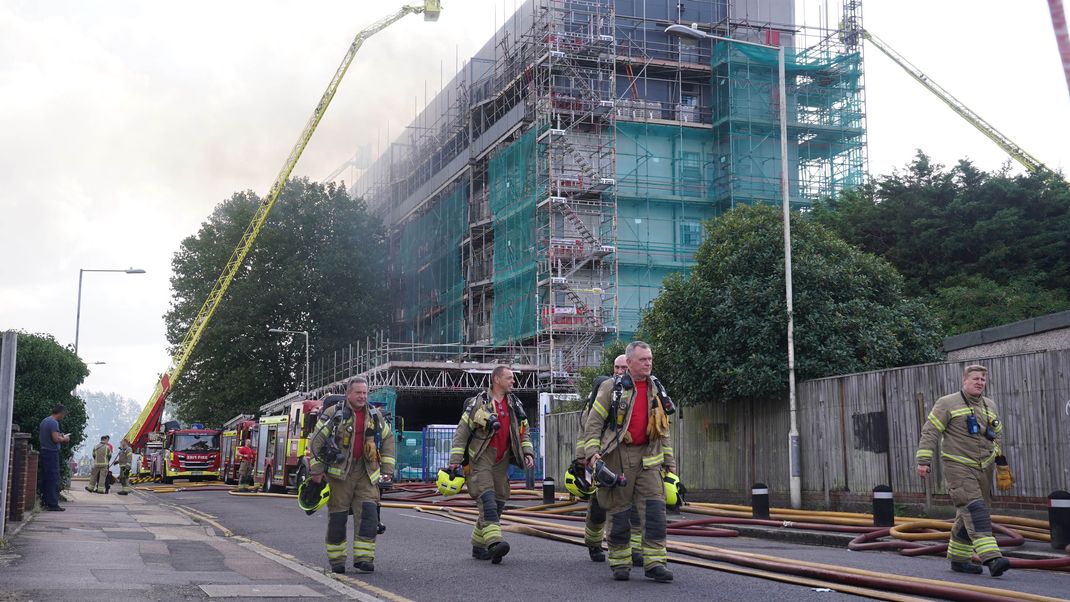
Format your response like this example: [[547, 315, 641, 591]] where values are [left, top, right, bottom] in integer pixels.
[[2, 0, 1066, 410]]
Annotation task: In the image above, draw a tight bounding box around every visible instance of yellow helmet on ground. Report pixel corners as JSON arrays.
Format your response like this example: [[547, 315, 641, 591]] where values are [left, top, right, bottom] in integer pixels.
[[297, 477, 331, 515], [437, 467, 466, 496], [564, 462, 596, 499], [663, 471, 683, 508]]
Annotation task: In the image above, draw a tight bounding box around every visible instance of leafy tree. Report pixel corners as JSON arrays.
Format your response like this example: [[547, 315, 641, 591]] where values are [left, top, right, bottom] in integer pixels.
[[165, 179, 389, 425], [10, 332, 89, 475], [573, 339, 627, 405], [810, 154, 1070, 333], [638, 204, 943, 406]]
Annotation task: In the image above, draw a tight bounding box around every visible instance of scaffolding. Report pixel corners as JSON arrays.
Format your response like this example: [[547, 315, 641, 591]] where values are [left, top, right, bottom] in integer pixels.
[[340, 0, 867, 393]]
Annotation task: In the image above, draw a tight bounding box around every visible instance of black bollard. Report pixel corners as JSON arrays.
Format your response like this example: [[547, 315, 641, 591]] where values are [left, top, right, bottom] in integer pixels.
[[872, 485, 895, 527], [543, 478, 556, 504], [1049, 490, 1070, 550], [526, 465, 535, 491], [751, 483, 770, 519]]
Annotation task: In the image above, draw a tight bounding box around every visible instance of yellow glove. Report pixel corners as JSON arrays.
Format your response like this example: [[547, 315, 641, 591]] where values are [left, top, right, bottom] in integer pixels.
[[647, 401, 670, 439], [994, 455, 1014, 491]]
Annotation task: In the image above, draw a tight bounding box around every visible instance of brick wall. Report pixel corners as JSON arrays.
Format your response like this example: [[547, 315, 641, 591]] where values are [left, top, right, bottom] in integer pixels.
[[5, 431, 36, 524]]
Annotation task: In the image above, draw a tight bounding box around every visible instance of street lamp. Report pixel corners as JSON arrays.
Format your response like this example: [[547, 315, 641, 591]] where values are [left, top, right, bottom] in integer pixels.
[[75, 268, 146, 355], [665, 23, 801, 509], [268, 328, 310, 393]]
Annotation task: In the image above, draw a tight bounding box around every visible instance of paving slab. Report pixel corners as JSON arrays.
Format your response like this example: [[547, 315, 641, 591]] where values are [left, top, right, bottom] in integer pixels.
[[199, 584, 325, 598]]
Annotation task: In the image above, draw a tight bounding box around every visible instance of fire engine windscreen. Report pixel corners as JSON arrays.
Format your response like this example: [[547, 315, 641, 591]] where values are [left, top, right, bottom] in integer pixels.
[[174, 434, 220, 452]]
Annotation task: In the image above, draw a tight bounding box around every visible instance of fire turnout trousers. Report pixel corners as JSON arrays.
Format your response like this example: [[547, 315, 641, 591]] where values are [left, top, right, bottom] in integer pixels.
[[594, 444, 667, 570], [89, 464, 108, 492], [584, 496, 642, 552], [237, 461, 253, 491], [325, 458, 381, 569], [118, 467, 131, 493], [467, 447, 512, 551], [944, 461, 1002, 563]]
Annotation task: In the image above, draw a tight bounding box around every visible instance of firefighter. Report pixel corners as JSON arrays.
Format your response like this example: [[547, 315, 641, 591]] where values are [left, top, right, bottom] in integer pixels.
[[582, 341, 676, 583], [236, 438, 256, 492], [308, 377, 396, 574], [111, 438, 133, 495], [916, 364, 1013, 577], [576, 356, 643, 566], [86, 435, 110, 494], [448, 365, 535, 564]]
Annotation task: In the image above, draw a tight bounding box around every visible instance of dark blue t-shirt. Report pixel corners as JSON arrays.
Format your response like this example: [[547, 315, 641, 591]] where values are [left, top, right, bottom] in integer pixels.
[[39, 416, 60, 451]]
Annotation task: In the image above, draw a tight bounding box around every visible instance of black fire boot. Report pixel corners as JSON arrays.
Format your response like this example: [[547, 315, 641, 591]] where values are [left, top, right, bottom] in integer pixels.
[[644, 565, 674, 583], [985, 557, 1011, 577], [489, 541, 510, 565], [588, 546, 606, 562], [472, 546, 491, 560], [950, 561, 983, 574]]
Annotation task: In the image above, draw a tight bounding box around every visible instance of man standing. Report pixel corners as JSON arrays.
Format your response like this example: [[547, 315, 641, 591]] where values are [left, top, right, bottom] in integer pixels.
[[111, 438, 133, 495], [87, 435, 110, 494], [449, 366, 535, 565], [582, 341, 676, 583], [917, 364, 1012, 577], [576, 354, 643, 566], [235, 438, 256, 492], [38, 404, 70, 511], [308, 377, 395, 574]]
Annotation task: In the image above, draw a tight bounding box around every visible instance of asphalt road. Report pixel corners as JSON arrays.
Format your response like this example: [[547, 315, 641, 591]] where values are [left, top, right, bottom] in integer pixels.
[[154, 489, 1070, 602]]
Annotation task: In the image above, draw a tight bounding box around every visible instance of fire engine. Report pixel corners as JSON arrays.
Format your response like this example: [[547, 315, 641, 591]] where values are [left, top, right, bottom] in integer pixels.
[[155, 423, 222, 484], [253, 392, 333, 493], [221, 414, 257, 484]]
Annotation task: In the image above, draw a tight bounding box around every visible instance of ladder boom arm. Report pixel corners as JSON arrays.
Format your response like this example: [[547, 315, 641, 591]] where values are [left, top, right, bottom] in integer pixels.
[[125, 3, 430, 449], [863, 31, 1047, 174]]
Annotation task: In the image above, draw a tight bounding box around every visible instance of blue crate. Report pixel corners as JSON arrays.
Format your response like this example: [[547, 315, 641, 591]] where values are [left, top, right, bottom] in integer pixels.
[[421, 424, 543, 481]]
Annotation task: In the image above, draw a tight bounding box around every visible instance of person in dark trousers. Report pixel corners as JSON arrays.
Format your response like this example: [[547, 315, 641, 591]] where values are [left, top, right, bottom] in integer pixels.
[[38, 404, 71, 511]]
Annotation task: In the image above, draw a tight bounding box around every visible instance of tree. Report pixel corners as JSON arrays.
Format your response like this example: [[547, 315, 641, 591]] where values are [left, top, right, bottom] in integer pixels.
[[165, 178, 390, 425], [638, 204, 944, 406], [810, 154, 1070, 333], [573, 339, 627, 404], [11, 332, 89, 474]]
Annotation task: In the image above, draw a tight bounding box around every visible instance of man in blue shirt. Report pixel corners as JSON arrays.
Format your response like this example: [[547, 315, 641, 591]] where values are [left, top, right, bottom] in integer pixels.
[[38, 404, 71, 511]]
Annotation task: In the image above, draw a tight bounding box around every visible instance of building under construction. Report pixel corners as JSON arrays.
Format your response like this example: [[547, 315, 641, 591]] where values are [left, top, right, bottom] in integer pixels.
[[350, 0, 867, 394]]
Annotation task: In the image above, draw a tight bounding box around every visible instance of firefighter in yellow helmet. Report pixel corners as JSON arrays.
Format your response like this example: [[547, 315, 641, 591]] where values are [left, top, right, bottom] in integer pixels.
[[308, 377, 396, 574], [448, 365, 534, 564], [582, 342, 676, 583], [576, 356, 643, 566], [86, 435, 110, 494], [916, 364, 1012, 577]]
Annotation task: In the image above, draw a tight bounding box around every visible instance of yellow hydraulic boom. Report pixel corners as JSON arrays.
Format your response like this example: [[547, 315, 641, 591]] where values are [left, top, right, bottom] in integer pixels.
[[125, 1, 441, 450], [862, 30, 1049, 175]]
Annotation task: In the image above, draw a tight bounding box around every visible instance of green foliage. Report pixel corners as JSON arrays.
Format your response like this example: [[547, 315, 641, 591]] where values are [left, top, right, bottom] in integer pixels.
[[574, 339, 627, 403], [10, 332, 89, 473], [810, 154, 1070, 334], [638, 204, 943, 405], [165, 178, 389, 425]]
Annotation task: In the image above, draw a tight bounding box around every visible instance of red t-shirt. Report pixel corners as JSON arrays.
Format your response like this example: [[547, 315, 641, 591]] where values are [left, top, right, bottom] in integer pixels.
[[351, 409, 366, 460], [491, 398, 511, 462], [626, 379, 649, 446], [237, 445, 255, 462]]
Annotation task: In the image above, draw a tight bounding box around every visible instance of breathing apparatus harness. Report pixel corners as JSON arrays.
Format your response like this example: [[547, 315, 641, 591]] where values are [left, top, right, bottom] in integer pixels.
[[311, 398, 385, 467], [461, 390, 528, 466], [593, 373, 677, 489]]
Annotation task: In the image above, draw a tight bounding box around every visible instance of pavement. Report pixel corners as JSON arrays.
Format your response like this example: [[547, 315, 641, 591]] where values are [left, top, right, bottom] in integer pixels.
[[0, 482, 380, 601]]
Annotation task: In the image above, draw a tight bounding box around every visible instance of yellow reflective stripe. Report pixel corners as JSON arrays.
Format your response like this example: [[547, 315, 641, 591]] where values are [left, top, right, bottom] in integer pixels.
[[521, 442, 534, 450], [450, 447, 465, 454], [592, 401, 608, 419], [949, 408, 973, 417], [980, 449, 998, 468], [915, 449, 934, 458], [642, 453, 664, 467], [461, 414, 472, 426], [380, 457, 395, 466], [927, 413, 946, 432], [662, 446, 674, 455], [941, 452, 981, 469], [369, 470, 381, 481]]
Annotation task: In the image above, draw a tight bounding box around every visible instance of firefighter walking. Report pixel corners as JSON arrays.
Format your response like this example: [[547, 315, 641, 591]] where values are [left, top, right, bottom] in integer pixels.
[[308, 377, 395, 574], [111, 438, 133, 495], [86, 435, 110, 494], [916, 364, 1013, 577], [582, 341, 676, 583], [236, 438, 256, 492], [448, 365, 535, 564], [574, 357, 643, 566]]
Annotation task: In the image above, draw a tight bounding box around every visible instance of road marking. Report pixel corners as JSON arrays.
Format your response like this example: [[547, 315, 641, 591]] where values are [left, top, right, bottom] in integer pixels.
[[232, 536, 390, 601]]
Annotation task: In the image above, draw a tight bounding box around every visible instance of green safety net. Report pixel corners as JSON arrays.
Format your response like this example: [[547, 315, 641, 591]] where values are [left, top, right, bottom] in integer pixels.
[[396, 183, 468, 345], [490, 129, 539, 346]]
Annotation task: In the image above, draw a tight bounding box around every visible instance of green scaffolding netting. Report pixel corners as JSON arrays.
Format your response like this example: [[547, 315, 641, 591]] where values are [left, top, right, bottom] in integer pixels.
[[396, 183, 468, 345], [490, 129, 539, 346]]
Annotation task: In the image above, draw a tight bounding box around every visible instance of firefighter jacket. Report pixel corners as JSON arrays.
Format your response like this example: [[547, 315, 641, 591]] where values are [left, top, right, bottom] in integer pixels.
[[580, 376, 676, 472], [916, 391, 1003, 470], [92, 442, 109, 466], [308, 402, 396, 484], [115, 446, 132, 468], [449, 390, 534, 467]]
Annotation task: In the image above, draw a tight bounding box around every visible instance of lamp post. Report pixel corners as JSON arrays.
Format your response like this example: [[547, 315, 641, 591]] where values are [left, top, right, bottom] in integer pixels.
[[269, 328, 310, 393], [75, 268, 146, 356], [665, 23, 801, 509]]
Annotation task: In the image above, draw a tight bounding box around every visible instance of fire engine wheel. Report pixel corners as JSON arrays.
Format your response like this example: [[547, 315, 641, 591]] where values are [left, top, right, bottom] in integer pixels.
[[262, 468, 274, 493]]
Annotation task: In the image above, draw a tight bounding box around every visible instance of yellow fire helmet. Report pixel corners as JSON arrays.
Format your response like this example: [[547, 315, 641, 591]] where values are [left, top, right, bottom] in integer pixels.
[[564, 464, 596, 499], [297, 477, 331, 515], [436, 467, 465, 496], [663, 471, 682, 508]]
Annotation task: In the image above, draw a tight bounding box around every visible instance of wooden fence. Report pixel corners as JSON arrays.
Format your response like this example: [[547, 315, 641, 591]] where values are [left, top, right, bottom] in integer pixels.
[[542, 349, 1070, 501]]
